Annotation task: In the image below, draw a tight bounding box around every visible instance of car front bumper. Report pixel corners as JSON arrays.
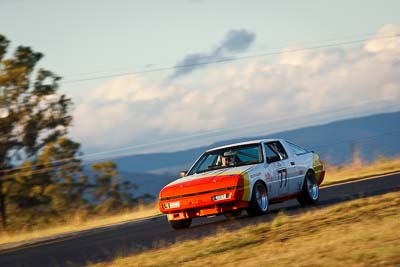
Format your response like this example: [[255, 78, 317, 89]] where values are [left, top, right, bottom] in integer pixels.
[[159, 186, 248, 220]]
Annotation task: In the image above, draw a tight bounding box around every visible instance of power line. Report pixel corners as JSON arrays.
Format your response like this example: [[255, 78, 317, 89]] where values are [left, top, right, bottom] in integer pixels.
[[78, 101, 400, 164], [0, 161, 83, 181], [61, 31, 391, 79], [1, 98, 398, 175], [1, 128, 399, 181], [9, 99, 400, 171], [2, 32, 400, 179], [61, 33, 400, 84], [3, 30, 400, 174]]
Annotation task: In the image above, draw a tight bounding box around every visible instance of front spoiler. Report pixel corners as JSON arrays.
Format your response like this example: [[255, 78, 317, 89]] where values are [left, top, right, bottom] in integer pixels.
[[166, 200, 249, 221]]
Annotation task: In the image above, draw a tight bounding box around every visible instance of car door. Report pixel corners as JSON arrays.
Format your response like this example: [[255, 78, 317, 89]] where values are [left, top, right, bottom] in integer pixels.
[[284, 141, 312, 192], [265, 141, 296, 196], [263, 142, 289, 196]]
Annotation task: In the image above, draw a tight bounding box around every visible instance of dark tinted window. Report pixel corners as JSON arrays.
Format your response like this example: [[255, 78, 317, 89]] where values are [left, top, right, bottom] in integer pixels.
[[188, 144, 263, 175], [266, 141, 288, 160], [264, 144, 279, 158]]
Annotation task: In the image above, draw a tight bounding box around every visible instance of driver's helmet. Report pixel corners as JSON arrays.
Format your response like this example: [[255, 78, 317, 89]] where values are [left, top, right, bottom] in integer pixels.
[[222, 151, 237, 166]]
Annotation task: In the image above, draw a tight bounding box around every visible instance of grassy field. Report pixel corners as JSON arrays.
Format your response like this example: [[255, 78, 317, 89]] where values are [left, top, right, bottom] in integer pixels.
[[1, 156, 399, 248], [323, 156, 400, 185], [91, 191, 400, 267]]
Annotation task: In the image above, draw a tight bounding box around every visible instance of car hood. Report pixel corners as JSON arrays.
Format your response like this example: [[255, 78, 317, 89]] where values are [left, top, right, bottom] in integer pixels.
[[169, 165, 254, 186], [159, 165, 255, 199]]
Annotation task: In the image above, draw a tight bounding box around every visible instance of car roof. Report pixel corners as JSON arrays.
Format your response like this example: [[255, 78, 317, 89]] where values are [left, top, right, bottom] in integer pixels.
[[207, 138, 283, 152]]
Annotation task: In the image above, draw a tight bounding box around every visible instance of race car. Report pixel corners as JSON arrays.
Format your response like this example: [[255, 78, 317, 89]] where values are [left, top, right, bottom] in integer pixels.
[[159, 139, 325, 229]]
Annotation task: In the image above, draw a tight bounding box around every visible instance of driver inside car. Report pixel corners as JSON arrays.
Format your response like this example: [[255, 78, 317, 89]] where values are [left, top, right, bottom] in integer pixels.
[[221, 151, 237, 167]]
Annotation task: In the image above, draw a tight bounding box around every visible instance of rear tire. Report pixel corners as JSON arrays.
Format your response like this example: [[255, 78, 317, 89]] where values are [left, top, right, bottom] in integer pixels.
[[297, 171, 319, 206], [247, 181, 269, 216], [169, 218, 192, 230]]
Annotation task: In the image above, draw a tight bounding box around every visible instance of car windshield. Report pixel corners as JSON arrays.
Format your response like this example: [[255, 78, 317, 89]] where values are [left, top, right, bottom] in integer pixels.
[[188, 143, 264, 175]]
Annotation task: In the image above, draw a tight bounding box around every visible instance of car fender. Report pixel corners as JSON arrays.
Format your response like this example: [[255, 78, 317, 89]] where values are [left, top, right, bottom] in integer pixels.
[[297, 153, 324, 188], [244, 165, 270, 202]]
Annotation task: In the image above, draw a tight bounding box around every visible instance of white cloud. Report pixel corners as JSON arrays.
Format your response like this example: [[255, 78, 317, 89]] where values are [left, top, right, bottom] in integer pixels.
[[364, 24, 400, 53], [70, 24, 400, 154]]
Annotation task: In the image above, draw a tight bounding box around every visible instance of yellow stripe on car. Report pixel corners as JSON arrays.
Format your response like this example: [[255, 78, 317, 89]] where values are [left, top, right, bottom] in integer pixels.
[[242, 172, 250, 201]]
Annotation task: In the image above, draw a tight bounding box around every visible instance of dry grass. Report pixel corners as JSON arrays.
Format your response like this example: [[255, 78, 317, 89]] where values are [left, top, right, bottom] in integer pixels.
[[91, 191, 400, 267], [324, 156, 400, 185], [0, 202, 160, 247], [1, 156, 399, 249]]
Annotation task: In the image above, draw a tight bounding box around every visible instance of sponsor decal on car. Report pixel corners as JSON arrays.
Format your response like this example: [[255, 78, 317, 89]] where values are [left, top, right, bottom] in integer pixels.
[[250, 172, 262, 179]]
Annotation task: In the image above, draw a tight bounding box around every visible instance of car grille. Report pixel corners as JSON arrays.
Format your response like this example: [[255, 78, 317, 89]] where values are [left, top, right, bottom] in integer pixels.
[[159, 185, 244, 201]]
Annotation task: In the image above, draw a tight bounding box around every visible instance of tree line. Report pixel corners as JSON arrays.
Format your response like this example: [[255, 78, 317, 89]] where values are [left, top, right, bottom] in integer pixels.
[[0, 34, 147, 230]]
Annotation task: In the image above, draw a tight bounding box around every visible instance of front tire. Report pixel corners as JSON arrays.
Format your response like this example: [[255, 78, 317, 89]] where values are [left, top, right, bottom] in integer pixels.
[[297, 171, 319, 206], [247, 181, 269, 216], [169, 218, 192, 230]]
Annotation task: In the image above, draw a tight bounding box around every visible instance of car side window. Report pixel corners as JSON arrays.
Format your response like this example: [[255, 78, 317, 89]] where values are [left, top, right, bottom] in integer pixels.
[[267, 141, 288, 160], [264, 143, 281, 163], [286, 141, 308, 155]]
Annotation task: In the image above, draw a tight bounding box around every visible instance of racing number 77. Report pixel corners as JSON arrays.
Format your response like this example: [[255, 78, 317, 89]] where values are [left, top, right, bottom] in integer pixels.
[[278, 168, 288, 188]]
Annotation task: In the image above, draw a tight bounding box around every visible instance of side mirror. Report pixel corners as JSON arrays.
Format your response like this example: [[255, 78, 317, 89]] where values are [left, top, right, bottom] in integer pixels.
[[179, 171, 187, 178], [266, 155, 280, 164]]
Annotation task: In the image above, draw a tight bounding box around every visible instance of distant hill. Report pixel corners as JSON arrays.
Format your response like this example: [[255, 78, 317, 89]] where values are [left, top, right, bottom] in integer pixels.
[[117, 111, 400, 196], [119, 171, 175, 198], [117, 111, 400, 172]]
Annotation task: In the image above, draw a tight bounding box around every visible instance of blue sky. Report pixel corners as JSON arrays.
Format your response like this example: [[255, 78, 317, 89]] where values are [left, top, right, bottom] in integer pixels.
[[1, 0, 399, 86], [1, 0, 400, 157]]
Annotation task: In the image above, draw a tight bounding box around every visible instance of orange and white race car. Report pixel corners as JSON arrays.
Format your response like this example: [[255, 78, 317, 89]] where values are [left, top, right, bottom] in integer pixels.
[[159, 139, 325, 229]]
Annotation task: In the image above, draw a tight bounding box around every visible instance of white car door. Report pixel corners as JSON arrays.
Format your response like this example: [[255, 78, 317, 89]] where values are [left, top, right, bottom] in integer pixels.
[[263, 142, 289, 196], [265, 141, 298, 196], [284, 141, 312, 193]]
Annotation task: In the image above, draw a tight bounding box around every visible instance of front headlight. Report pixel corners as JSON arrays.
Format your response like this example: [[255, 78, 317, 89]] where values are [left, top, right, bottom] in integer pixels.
[[162, 201, 180, 209], [212, 193, 232, 201]]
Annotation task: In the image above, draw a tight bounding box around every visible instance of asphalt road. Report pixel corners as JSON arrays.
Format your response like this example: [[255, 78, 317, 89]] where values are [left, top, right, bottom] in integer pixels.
[[1, 173, 399, 267]]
